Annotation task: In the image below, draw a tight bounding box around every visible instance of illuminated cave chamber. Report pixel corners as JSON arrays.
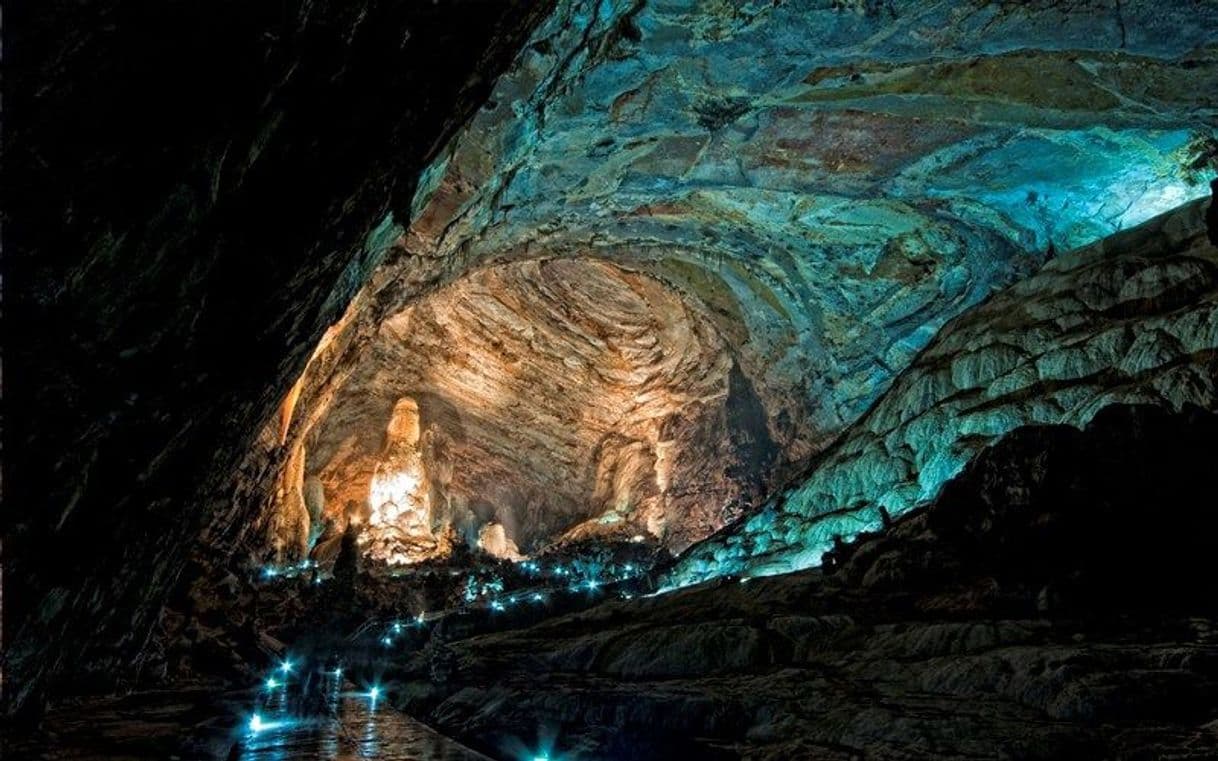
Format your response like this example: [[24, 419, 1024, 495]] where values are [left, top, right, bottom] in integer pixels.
[[254, 0, 1218, 577], [14, 0, 1218, 751], [282, 257, 804, 567]]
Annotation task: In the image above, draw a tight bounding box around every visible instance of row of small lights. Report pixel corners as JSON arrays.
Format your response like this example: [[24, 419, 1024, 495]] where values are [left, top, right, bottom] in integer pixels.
[[247, 656, 381, 736], [388, 559, 646, 632], [247, 654, 559, 760], [261, 553, 645, 601], [381, 612, 429, 646], [472, 559, 644, 609], [250, 552, 648, 756]]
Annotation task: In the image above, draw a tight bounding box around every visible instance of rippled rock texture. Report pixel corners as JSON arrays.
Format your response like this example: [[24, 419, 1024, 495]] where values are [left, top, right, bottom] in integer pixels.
[[400, 0, 1218, 457], [297, 258, 778, 563], [673, 193, 1218, 586], [262, 0, 1218, 569], [387, 404, 1218, 760]]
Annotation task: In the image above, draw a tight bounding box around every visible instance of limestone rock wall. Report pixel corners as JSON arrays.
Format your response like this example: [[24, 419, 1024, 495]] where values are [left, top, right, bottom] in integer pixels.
[[671, 196, 1218, 586], [402, 0, 1218, 471], [13, 0, 1218, 720], [303, 258, 781, 557], [251, 0, 1218, 575]]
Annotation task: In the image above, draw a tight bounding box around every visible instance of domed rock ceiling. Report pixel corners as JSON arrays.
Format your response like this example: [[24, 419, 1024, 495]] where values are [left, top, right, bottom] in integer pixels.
[[302, 257, 786, 561], [261, 0, 1218, 570]]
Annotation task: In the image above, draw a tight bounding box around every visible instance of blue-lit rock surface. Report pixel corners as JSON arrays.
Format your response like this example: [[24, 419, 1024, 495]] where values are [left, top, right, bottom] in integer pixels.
[[670, 195, 1218, 586], [401, 0, 1218, 452], [271, 0, 1218, 560]]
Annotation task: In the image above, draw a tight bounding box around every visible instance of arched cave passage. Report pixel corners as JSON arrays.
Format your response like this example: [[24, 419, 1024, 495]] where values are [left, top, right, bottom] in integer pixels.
[[9, 1, 1218, 758], [263, 255, 806, 572]]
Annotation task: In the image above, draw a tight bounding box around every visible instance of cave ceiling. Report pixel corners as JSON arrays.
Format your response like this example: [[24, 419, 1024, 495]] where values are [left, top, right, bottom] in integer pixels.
[[309, 259, 771, 559], [280, 0, 1218, 563]]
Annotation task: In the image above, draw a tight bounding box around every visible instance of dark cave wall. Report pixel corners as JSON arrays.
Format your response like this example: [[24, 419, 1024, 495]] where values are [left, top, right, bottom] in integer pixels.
[[2, 0, 554, 716]]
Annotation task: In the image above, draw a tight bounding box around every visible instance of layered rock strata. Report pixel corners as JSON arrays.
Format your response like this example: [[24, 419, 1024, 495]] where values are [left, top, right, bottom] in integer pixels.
[[11, 0, 1218, 721], [263, 0, 1218, 570], [673, 194, 1218, 586], [301, 258, 780, 560]]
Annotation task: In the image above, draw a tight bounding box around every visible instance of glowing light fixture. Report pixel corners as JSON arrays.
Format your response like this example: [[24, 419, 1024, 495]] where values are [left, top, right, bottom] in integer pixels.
[[249, 714, 266, 733], [279, 659, 294, 675], [264, 676, 280, 690], [368, 685, 382, 702]]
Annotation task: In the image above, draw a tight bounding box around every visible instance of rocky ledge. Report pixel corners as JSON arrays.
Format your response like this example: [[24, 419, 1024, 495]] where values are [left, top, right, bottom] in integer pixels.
[[380, 404, 1218, 760], [673, 191, 1218, 587]]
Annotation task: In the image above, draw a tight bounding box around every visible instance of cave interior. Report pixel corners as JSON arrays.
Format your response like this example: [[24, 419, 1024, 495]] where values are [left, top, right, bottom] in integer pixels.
[[6, 1, 1218, 759]]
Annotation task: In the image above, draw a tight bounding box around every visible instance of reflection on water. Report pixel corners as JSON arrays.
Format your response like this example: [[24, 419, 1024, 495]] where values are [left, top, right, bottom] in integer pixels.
[[242, 678, 488, 761]]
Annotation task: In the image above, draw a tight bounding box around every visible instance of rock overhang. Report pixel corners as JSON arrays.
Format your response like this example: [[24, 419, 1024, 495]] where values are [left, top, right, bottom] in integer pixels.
[[400, 0, 1217, 437], [264, 0, 1218, 569]]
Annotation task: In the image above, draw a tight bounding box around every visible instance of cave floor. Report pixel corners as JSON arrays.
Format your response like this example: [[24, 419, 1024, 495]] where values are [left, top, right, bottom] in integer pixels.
[[7, 683, 488, 761], [389, 570, 1218, 761]]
